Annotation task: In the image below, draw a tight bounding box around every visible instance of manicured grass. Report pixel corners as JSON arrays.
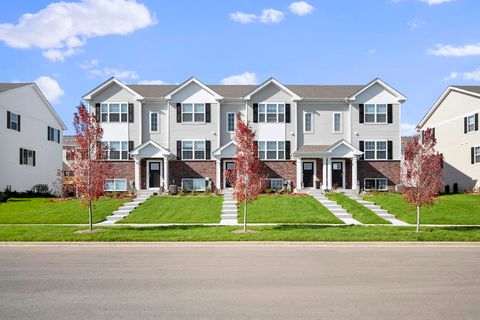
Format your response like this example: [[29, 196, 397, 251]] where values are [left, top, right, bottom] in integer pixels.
[[363, 193, 480, 225], [120, 195, 223, 224], [0, 197, 130, 224], [238, 195, 343, 224], [0, 225, 480, 241], [326, 193, 390, 225]]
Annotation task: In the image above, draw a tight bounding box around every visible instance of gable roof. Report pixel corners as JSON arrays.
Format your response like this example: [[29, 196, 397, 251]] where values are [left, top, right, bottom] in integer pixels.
[[82, 77, 144, 100], [130, 139, 173, 159], [348, 78, 407, 102], [293, 140, 362, 157], [0, 83, 31, 93], [164, 77, 223, 100], [243, 77, 302, 100]]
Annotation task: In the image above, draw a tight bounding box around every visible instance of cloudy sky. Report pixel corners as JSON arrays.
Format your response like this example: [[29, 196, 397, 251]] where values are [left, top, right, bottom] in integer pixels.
[[0, 0, 479, 134]]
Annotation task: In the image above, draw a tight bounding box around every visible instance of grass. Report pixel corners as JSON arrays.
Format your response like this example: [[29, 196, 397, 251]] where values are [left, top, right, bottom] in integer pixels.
[[0, 225, 480, 241], [120, 195, 223, 224], [238, 195, 343, 224], [326, 193, 390, 224], [0, 197, 130, 224], [363, 193, 480, 225]]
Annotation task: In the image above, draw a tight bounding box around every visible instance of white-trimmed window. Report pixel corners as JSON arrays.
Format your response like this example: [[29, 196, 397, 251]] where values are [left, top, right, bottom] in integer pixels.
[[474, 146, 480, 164], [101, 103, 128, 123], [304, 112, 313, 133], [7, 111, 20, 131], [364, 178, 388, 190], [182, 103, 205, 123], [150, 112, 159, 132], [227, 112, 235, 132], [182, 178, 206, 191], [182, 140, 205, 160], [105, 179, 127, 191], [333, 112, 342, 133], [364, 140, 387, 160], [258, 141, 285, 160], [270, 178, 284, 190], [364, 104, 387, 123], [259, 103, 285, 123], [47, 126, 60, 143], [466, 115, 476, 133], [102, 141, 129, 160], [19, 148, 35, 166]]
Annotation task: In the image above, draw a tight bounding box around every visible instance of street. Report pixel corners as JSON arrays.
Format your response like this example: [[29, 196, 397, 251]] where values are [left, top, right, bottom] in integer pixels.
[[0, 243, 479, 319]]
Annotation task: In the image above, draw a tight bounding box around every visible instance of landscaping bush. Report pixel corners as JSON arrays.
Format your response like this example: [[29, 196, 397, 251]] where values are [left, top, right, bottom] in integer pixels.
[[0, 192, 9, 202]]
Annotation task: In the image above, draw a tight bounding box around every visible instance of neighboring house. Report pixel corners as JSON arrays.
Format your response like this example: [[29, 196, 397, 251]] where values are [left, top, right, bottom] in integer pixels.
[[0, 83, 66, 193], [401, 136, 415, 157], [82, 77, 406, 193], [417, 86, 480, 192]]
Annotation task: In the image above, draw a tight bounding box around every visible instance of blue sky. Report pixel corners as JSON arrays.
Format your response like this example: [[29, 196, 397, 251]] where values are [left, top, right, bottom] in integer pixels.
[[1, 0, 479, 134]]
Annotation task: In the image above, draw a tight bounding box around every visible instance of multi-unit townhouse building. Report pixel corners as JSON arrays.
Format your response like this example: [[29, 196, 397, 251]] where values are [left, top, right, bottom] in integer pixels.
[[82, 77, 406, 193], [417, 85, 480, 192], [0, 83, 66, 193]]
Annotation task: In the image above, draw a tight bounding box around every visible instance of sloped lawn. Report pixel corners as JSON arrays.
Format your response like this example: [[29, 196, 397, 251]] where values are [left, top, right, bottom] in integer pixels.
[[326, 193, 390, 224], [363, 193, 480, 225], [238, 195, 343, 224], [0, 197, 130, 224]]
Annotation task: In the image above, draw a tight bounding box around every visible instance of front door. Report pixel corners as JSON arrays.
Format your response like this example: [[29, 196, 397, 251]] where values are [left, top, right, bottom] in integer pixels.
[[224, 161, 235, 188], [302, 162, 314, 188], [332, 161, 344, 189], [148, 162, 161, 188]]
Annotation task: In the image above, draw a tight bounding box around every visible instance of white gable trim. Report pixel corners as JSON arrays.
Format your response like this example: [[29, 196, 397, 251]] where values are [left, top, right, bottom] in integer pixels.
[[348, 78, 407, 103], [130, 139, 173, 159], [164, 77, 223, 100], [243, 77, 302, 101], [82, 77, 143, 101], [212, 140, 237, 158], [327, 139, 363, 155]]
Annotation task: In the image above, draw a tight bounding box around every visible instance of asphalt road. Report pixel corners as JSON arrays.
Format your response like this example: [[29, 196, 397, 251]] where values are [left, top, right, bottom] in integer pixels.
[[1, 244, 479, 320]]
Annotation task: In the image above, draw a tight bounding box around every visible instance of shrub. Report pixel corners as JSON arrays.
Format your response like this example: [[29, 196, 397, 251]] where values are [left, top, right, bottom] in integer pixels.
[[0, 192, 9, 202]]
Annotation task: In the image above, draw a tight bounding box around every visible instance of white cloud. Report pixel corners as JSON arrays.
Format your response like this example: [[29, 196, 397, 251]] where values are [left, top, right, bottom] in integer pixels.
[[230, 12, 257, 24], [401, 123, 418, 136], [34, 76, 65, 103], [407, 20, 424, 29], [289, 1, 314, 16], [429, 43, 480, 57], [221, 72, 258, 85], [444, 68, 480, 81], [138, 79, 168, 85], [80, 59, 139, 80], [419, 0, 454, 4], [230, 8, 283, 24], [0, 0, 155, 62], [368, 48, 377, 54]]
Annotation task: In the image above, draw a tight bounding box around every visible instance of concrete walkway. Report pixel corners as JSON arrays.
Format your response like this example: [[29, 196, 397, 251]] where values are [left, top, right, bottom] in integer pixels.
[[344, 194, 410, 226], [97, 190, 155, 226], [307, 190, 362, 225], [219, 189, 238, 225]]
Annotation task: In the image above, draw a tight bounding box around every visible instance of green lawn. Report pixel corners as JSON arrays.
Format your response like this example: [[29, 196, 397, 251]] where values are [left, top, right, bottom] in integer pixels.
[[326, 193, 390, 224], [120, 195, 223, 224], [0, 197, 130, 224], [363, 193, 480, 225], [0, 225, 480, 241], [238, 195, 343, 224]]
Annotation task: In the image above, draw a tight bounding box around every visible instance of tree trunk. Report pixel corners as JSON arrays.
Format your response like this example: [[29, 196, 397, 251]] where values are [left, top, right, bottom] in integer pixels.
[[416, 205, 420, 233], [243, 199, 247, 232], [89, 201, 93, 231]]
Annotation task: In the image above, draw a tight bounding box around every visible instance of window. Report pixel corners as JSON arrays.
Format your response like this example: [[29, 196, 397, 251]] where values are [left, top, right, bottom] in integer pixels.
[[105, 179, 127, 191], [19, 148, 35, 166], [47, 126, 60, 143], [182, 178, 206, 191], [100, 103, 128, 123], [364, 140, 387, 160], [258, 141, 285, 160], [467, 115, 476, 133], [150, 112, 159, 132], [364, 178, 388, 191], [304, 112, 313, 133], [102, 141, 129, 160], [227, 112, 235, 132], [182, 140, 205, 160], [475, 146, 480, 164], [364, 104, 387, 123], [333, 112, 342, 132], [258, 103, 285, 123], [7, 111, 20, 131], [270, 178, 284, 190], [182, 103, 205, 123]]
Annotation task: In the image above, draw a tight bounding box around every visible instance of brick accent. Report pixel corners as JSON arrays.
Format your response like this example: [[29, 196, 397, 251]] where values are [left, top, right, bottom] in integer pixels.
[[109, 161, 135, 186], [357, 160, 400, 190], [262, 161, 297, 188], [169, 160, 217, 189]]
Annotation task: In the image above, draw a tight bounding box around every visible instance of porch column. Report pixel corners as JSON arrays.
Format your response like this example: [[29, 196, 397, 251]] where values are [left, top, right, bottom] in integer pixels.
[[134, 158, 141, 191], [327, 157, 333, 190], [163, 158, 169, 191], [322, 157, 327, 190], [215, 159, 221, 190], [296, 158, 302, 191], [351, 156, 358, 190]]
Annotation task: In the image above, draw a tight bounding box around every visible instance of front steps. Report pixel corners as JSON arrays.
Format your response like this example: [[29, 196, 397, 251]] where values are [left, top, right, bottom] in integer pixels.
[[98, 190, 156, 226], [307, 189, 362, 225], [344, 194, 410, 226], [220, 189, 238, 225]]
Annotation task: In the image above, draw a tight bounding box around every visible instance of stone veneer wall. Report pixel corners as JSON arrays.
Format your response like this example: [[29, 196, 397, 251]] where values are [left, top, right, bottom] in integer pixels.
[[357, 160, 400, 190]]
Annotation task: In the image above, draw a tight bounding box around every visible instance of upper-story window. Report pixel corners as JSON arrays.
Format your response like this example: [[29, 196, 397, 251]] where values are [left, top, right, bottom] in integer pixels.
[[473, 146, 480, 164], [258, 141, 285, 160], [227, 112, 235, 132], [259, 103, 285, 123], [7, 111, 20, 131], [304, 112, 313, 133], [465, 114, 478, 133], [333, 112, 342, 133], [101, 103, 128, 122], [102, 141, 129, 160], [364, 140, 387, 160], [364, 104, 387, 123], [47, 126, 60, 143], [182, 103, 205, 123], [150, 112, 159, 132], [182, 140, 205, 160]]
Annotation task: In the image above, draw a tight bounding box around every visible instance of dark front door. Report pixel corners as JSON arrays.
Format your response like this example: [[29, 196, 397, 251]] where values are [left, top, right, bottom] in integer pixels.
[[302, 162, 314, 188], [332, 161, 343, 189], [148, 162, 161, 188], [225, 161, 235, 188]]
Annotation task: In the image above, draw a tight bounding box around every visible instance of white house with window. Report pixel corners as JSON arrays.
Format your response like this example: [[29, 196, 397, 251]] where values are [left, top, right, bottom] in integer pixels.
[[0, 83, 66, 193]]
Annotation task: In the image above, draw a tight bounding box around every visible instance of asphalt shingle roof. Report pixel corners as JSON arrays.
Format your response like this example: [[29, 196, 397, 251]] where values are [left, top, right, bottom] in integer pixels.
[[0, 83, 31, 93], [452, 86, 480, 95]]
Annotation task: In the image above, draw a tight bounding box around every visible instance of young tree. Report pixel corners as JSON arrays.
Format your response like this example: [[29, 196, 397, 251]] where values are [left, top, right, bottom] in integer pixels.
[[67, 104, 112, 231], [400, 128, 443, 232], [225, 114, 266, 232]]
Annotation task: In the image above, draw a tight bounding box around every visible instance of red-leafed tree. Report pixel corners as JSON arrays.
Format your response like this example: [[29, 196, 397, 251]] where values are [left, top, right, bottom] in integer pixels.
[[67, 104, 112, 231], [400, 128, 443, 232], [225, 114, 266, 232]]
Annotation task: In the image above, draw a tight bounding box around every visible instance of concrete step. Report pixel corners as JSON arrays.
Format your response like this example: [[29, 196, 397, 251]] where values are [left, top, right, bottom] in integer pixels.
[[221, 213, 238, 219], [112, 210, 132, 215], [220, 219, 238, 226], [107, 215, 127, 221], [330, 209, 349, 214], [372, 209, 389, 215], [222, 207, 237, 212], [364, 204, 381, 210], [124, 202, 140, 207], [223, 200, 236, 204], [336, 214, 354, 219]]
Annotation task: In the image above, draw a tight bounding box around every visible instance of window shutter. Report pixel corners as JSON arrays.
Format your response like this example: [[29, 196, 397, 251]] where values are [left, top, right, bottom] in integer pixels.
[[254, 140, 258, 149], [475, 113, 479, 131], [128, 103, 134, 123], [432, 127, 436, 139], [253, 103, 258, 123], [359, 104, 364, 124], [129, 141, 134, 152], [359, 141, 364, 159], [95, 103, 101, 122], [205, 140, 211, 159], [206, 103, 211, 123], [472, 147, 475, 164], [19, 148, 23, 165], [177, 141, 182, 160], [440, 153, 444, 168], [47, 126, 51, 141], [7, 111, 10, 129], [33, 151, 36, 167], [176, 103, 181, 123], [57, 129, 60, 144], [285, 141, 291, 160], [17, 115, 21, 131], [387, 141, 393, 160], [387, 104, 393, 123], [285, 104, 291, 123], [464, 117, 468, 134]]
